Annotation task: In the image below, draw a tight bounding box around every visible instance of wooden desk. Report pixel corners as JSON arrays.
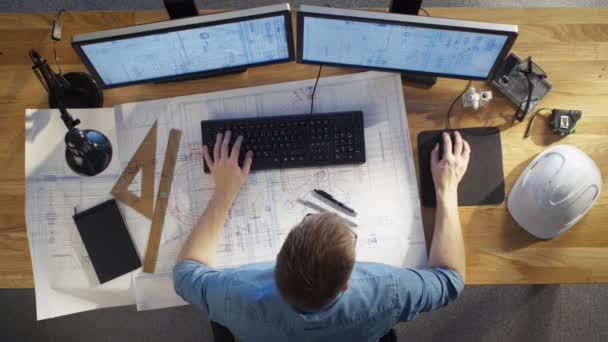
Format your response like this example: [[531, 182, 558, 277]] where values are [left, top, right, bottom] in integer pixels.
[[1, 8, 607, 287]]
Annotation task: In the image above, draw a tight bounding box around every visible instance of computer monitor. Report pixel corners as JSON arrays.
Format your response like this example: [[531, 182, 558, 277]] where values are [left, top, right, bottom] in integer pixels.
[[72, 4, 295, 88], [297, 5, 518, 80]]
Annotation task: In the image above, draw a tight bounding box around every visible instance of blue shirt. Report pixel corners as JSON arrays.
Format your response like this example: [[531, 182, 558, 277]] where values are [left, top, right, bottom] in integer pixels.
[[174, 260, 464, 342]]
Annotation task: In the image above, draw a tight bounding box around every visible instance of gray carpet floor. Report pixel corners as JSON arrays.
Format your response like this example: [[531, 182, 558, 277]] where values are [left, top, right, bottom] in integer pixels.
[[3, 285, 608, 341], [3, 1, 608, 341]]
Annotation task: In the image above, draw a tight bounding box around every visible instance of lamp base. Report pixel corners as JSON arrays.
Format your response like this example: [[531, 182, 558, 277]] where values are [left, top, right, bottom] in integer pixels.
[[65, 129, 112, 176], [49, 72, 103, 109]]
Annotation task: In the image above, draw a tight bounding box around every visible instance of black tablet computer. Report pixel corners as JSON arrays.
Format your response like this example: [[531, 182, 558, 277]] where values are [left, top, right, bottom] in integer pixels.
[[73, 199, 141, 284]]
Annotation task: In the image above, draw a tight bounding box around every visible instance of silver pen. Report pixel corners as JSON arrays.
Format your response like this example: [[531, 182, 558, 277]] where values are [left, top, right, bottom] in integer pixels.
[[296, 198, 358, 227]]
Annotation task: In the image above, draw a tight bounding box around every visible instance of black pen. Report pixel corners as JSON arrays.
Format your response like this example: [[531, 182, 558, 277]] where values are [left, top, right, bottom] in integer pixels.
[[313, 189, 357, 217]]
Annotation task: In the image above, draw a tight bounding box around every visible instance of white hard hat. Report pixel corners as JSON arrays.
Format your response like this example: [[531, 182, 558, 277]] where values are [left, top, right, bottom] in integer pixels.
[[508, 145, 602, 239]]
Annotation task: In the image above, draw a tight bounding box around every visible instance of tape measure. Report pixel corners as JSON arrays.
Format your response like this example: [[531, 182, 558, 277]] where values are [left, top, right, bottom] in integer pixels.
[[549, 109, 582, 135]]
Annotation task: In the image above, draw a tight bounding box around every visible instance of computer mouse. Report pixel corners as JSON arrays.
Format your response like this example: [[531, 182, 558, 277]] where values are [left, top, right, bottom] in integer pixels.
[[438, 130, 455, 160]]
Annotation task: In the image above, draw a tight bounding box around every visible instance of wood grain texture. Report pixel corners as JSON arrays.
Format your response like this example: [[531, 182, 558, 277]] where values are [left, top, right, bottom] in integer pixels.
[[0, 8, 607, 287], [111, 121, 158, 220], [142, 129, 181, 274]]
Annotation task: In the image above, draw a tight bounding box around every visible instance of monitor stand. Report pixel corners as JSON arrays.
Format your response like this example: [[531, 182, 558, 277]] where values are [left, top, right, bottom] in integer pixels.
[[158, 0, 247, 84], [389, 0, 437, 88]]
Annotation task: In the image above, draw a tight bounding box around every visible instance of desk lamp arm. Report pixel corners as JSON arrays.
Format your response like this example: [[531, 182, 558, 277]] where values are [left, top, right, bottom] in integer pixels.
[[29, 49, 81, 130], [28, 49, 112, 176]]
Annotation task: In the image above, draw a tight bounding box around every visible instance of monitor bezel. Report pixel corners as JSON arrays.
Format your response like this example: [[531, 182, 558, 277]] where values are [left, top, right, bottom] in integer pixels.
[[72, 7, 295, 88], [296, 8, 518, 81]]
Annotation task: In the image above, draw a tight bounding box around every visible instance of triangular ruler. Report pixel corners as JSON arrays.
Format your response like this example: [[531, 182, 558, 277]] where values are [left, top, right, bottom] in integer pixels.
[[111, 121, 157, 219]]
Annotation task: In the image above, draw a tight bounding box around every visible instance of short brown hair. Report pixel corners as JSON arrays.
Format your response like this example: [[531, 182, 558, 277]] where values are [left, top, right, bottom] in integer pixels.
[[275, 212, 356, 311]]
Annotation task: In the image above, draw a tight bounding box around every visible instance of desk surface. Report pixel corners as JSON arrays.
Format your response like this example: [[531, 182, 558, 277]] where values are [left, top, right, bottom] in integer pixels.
[[1, 8, 607, 287]]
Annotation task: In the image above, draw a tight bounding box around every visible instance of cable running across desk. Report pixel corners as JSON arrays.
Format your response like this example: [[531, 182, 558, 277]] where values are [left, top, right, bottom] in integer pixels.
[[310, 65, 323, 114], [52, 9, 66, 75], [446, 80, 472, 129]]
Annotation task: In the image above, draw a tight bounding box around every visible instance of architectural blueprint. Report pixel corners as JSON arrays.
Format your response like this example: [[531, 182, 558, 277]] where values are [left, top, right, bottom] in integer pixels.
[[25, 109, 135, 320], [302, 17, 507, 78], [82, 15, 289, 86], [24, 72, 427, 317], [114, 71, 428, 310]]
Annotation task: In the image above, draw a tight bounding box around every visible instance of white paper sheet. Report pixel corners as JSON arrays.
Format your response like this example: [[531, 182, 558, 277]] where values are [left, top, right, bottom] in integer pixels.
[[113, 71, 427, 310], [134, 271, 187, 311], [25, 108, 135, 320]]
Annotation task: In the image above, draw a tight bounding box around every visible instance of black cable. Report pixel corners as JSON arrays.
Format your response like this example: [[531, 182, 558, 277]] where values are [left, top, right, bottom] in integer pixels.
[[514, 76, 535, 121], [446, 80, 472, 129], [310, 65, 323, 114], [307, 3, 333, 114], [514, 57, 547, 122], [53, 40, 62, 75], [420, 7, 430, 16], [52, 9, 65, 75], [524, 107, 551, 138]]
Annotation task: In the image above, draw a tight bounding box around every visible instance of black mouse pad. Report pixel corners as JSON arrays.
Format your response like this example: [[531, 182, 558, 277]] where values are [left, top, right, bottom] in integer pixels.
[[73, 199, 141, 284], [417, 127, 505, 207]]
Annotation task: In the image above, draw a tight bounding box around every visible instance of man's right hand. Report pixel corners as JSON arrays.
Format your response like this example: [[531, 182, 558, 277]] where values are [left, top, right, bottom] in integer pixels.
[[430, 131, 470, 200], [202, 131, 253, 203], [178, 131, 253, 266]]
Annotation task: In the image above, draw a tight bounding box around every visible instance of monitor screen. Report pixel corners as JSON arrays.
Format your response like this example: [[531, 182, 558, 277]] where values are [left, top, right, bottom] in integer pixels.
[[298, 6, 518, 80], [72, 4, 294, 88]]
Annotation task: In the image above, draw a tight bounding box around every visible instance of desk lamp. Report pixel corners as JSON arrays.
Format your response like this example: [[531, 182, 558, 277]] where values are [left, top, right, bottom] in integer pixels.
[[29, 49, 112, 176]]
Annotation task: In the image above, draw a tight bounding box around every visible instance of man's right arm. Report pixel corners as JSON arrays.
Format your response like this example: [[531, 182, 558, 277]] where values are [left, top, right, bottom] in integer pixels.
[[174, 259, 223, 312], [174, 131, 252, 318], [428, 131, 469, 280]]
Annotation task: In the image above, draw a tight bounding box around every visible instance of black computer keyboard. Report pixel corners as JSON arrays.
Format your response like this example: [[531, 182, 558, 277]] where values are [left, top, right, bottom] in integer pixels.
[[200, 111, 366, 173]]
